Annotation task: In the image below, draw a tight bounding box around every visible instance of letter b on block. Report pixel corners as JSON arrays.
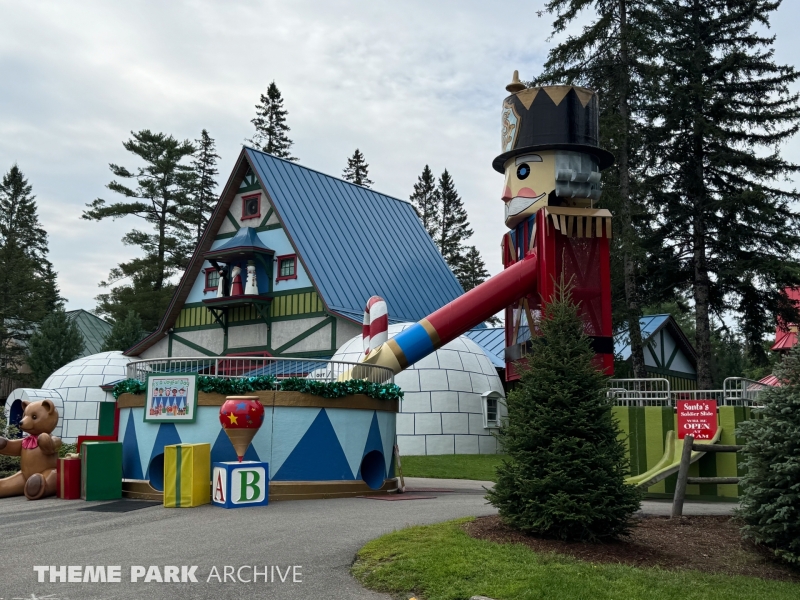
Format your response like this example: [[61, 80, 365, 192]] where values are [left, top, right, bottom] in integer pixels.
[[211, 461, 269, 508]]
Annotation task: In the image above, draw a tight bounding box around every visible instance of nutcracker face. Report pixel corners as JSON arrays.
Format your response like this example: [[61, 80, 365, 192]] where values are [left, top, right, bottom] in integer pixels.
[[501, 151, 556, 228]]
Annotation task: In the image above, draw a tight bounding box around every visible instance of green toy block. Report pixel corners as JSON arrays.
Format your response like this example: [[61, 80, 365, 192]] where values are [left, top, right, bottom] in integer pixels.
[[80, 442, 123, 501]]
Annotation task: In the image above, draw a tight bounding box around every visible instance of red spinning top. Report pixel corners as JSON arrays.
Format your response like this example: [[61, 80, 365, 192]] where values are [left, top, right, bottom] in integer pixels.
[[219, 396, 265, 461]]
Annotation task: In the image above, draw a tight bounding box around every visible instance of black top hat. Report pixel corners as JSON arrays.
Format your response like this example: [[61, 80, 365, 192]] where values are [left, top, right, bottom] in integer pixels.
[[493, 76, 614, 173]]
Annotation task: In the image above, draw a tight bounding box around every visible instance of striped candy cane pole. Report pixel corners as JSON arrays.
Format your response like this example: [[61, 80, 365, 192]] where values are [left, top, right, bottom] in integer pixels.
[[362, 296, 388, 355]]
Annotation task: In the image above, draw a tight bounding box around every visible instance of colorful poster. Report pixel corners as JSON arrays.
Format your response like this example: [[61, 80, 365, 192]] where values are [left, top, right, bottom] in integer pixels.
[[144, 374, 198, 423], [677, 400, 718, 440]]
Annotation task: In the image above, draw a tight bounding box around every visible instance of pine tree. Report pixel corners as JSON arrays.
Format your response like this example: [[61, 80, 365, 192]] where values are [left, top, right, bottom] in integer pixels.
[[0, 165, 61, 390], [26, 309, 84, 387], [648, 0, 800, 388], [342, 149, 373, 188], [738, 344, 800, 565], [437, 169, 472, 271], [456, 246, 501, 325], [409, 165, 439, 241], [248, 82, 297, 160], [186, 129, 219, 244], [487, 281, 641, 541], [101, 309, 145, 352], [455, 246, 489, 291], [536, 0, 663, 379], [83, 130, 196, 329]]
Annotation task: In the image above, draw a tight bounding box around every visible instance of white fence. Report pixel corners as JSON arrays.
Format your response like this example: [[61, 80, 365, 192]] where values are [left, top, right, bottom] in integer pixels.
[[126, 356, 394, 384], [608, 377, 771, 407]]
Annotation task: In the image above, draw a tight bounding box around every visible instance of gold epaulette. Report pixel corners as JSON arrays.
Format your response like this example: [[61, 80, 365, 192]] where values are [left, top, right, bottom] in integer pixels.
[[545, 206, 612, 238]]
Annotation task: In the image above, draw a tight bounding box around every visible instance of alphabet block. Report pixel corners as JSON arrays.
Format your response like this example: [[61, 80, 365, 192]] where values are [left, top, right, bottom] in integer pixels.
[[211, 461, 269, 508]]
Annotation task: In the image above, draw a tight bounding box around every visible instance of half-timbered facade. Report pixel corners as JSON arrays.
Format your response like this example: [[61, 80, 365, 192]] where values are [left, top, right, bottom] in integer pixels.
[[127, 148, 465, 360]]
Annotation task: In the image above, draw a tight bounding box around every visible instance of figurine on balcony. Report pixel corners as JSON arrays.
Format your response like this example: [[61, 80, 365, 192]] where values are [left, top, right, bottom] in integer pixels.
[[244, 260, 258, 295], [216, 268, 227, 298], [230, 265, 243, 296]]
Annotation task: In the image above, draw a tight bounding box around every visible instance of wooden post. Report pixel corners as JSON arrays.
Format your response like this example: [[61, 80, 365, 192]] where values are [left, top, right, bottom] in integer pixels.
[[671, 434, 694, 519], [394, 444, 406, 494]]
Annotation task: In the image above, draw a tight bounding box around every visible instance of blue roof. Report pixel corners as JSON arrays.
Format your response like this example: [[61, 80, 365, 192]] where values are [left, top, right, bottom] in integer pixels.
[[614, 314, 671, 360], [208, 226, 274, 254], [246, 148, 465, 323], [464, 327, 506, 368]]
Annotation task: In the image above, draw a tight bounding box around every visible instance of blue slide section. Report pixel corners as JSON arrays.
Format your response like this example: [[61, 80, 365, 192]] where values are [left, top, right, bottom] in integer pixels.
[[392, 323, 435, 365]]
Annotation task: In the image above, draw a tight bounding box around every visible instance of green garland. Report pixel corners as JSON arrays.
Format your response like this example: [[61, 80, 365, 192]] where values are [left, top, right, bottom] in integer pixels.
[[113, 375, 403, 402]]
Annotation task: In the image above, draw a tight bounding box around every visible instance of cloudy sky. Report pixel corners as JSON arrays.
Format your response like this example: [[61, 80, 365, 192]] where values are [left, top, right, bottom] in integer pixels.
[[1, 0, 799, 313]]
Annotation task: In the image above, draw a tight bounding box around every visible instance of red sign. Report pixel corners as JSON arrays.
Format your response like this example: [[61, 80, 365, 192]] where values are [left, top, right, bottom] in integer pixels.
[[677, 400, 718, 440]]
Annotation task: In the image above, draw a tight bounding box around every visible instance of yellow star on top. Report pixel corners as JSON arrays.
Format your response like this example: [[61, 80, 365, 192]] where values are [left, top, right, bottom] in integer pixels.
[[227, 413, 238, 425]]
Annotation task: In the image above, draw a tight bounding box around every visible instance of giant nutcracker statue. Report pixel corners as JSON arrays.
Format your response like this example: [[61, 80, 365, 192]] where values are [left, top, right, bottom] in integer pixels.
[[497, 72, 614, 379], [356, 72, 614, 379]]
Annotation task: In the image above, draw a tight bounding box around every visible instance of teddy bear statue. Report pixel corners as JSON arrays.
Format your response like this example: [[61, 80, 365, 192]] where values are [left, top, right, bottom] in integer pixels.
[[0, 400, 62, 500]]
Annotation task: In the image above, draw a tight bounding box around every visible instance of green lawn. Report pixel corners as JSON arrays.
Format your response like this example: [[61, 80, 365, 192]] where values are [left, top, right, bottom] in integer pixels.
[[352, 518, 799, 600], [400, 454, 505, 481]]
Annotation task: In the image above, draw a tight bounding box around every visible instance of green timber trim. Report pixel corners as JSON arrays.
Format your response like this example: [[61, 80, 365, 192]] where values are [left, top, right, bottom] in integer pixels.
[[271, 290, 324, 318], [258, 207, 274, 228], [238, 181, 261, 193], [170, 333, 218, 357], [644, 365, 697, 381], [646, 339, 662, 368], [273, 316, 335, 354], [224, 211, 240, 232], [215, 222, 281, 240], [174, 289, 323, 332]]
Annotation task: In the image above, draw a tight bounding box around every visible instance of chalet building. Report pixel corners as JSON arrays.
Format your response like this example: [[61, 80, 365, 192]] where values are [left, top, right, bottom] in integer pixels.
[[614, 314, 698, 390], [127, 148, 465, 361]]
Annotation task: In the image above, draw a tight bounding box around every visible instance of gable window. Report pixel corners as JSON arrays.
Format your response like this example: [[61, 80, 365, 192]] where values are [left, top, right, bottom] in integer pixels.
[[276, 254, 297, 281], [241, 193, 261, 221], [204, 267, 220, 292], [481, 390, 502, 428]]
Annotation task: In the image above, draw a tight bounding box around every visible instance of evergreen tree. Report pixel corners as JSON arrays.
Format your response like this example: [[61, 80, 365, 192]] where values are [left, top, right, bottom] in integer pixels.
[[487, 281, 641, 541], [26, 309, 84, 387], [101, 309, 145, 352], [409, 165, 439, 241], [248, 82, 297, 160], [83, 130, 196, 329], [437, 169, 472, 271], [186, 129, 219, 244], [536, 0, 662, 379], [0, 165, 60, 390], [738, 344, 800, 565], [648, 0, 800, 388], [456, 246, 501, 325], [342, 149, 373, 188], [455, 246, 489, 291]]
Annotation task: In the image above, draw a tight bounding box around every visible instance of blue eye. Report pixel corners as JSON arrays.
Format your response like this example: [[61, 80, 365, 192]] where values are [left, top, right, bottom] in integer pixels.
[[517, 164, 530, 180]]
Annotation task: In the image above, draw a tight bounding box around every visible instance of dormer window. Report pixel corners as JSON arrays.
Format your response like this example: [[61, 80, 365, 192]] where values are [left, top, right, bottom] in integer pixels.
[[241, 193, 261, 221]]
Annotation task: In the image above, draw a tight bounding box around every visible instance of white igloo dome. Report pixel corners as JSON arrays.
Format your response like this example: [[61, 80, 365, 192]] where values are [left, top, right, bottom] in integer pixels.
[[4, 351, 135, 441], [332, 323, 506, 456]]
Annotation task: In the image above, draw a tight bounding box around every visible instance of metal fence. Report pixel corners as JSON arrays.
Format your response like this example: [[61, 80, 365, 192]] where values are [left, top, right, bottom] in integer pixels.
[[607, 378, 672, 406], [608, 377, 771, 408], [126, 357, 394, 384]]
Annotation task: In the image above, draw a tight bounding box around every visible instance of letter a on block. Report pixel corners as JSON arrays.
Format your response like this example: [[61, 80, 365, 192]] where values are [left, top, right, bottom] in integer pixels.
[[213, 468, 226, 503]]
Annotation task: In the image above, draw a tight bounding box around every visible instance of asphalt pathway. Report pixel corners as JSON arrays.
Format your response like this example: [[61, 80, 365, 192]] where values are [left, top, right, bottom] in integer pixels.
[[0, 478, 735, 600]]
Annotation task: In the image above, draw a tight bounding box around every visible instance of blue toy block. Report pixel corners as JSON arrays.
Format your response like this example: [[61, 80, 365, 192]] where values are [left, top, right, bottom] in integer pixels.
[[211, 461, 269, 508]]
